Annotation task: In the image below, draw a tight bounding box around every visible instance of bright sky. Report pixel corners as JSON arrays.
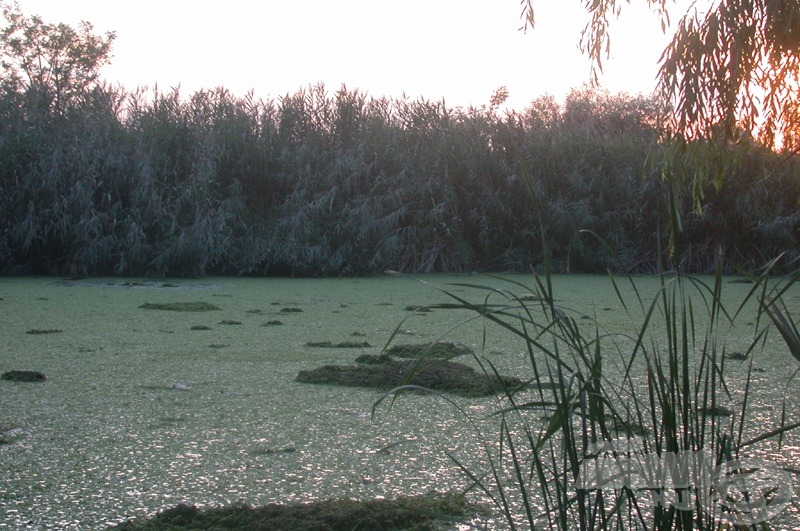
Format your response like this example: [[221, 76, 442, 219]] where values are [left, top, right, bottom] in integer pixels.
[[13, 0, 687, 111]]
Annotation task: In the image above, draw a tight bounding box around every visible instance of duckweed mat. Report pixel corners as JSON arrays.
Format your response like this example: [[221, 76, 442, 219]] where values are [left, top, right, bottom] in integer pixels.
[[25, 328, 63, 335], [112, 493, 475, 530], [385, 342, 473, 359], [1, 274, 797, 528], [2, 370, 47, 382], [296, 356, 523, 397], [306, 340, 372, 348]]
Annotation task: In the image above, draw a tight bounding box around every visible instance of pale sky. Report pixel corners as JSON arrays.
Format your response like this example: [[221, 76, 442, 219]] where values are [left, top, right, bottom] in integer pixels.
[[13, 1, 689, 111]]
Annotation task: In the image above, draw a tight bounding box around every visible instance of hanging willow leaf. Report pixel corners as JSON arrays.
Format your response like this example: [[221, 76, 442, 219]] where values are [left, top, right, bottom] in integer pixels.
[[521, 1, 800, 153]]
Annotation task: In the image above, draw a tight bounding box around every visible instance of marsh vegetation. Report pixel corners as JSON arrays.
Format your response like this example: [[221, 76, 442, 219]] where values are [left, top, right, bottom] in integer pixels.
[[2, 5, 800, 529], [2, 80, 799, 277], [373, 266, 800, 528]]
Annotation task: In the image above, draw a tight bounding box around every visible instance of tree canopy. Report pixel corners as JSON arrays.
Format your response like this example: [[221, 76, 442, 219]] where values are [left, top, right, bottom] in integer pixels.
[[521, 0, 800, 152], [0, 0, 115, 117]]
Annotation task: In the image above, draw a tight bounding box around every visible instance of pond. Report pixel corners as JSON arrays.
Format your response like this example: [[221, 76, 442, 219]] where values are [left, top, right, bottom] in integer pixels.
[[1, 273, 799, 528]]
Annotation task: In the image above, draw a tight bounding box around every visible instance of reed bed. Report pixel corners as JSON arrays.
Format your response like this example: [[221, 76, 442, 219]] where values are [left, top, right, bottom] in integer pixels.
[[1, 84, 798, 277]]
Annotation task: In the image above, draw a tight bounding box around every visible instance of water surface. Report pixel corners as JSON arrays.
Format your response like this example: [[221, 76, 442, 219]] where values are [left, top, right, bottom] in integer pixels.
[[1, 274, 798, 528]]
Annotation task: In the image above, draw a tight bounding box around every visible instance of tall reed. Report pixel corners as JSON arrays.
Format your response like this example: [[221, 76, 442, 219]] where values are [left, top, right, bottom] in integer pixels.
[[1, 82, 799, 276], [375, 259, 800, 528]]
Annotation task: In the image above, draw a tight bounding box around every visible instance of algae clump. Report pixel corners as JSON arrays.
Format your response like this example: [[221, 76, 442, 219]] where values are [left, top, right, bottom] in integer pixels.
[[297, 357, 521, 397], [306, 340, 371, 348], [386, 342, 472, 359], [2, 370, 46, 382], [112, 493, 476, 530], [139, 302, 221, 312]]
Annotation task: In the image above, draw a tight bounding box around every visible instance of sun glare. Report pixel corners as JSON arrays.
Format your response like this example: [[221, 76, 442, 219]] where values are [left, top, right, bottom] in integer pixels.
[[12, 0, 677, 109]]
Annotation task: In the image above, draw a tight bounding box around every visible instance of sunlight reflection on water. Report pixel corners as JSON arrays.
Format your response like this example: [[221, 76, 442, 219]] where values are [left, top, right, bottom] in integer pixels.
[[0, 275, 798, 528]]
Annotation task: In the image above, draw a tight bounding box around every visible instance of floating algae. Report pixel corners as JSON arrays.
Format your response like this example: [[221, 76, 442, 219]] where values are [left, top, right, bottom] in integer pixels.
[[306, 340, 371, 348], [403, 305, 432, 312], [139, 302, 221, 312], [385, 342, 473, 359], [0, 425, 23, 445], [725, 351, 748, 360], [111, 493, 476, 530], [251, 446, 296, 456], [355, 354, 393, 365], [297, 357, 522, 397], [2, 370, 46, 382], [700, 405, 734, 417]]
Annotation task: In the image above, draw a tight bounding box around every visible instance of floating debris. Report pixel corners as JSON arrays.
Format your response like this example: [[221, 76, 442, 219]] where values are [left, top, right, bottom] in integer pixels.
[[525, 380, 566, 391], [306, 340, 371, 348], [609, 416, 650, 436], [725, 351, 748, 360], [112, 493, 476, 530], [172, 382, 191, 391], [139, 302, 221, 312], [355, 354, 393, 365], [252, 446, 296, 456], [297, 357, 522, 397], [700, 405, 733, 417], [279, 307, 303, 313], [385, 342, 473, 359], [219, 320, 242, 325], [0, 426, 23, 445], [190, 325, 212, 331], [25, 328, 62, 335], [2, 370, 46, 382]]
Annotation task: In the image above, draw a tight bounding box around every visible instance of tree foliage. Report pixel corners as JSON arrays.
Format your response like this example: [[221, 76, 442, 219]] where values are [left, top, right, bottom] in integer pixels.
[[522, 0, 800, 152], [0, 0, 115, 117]]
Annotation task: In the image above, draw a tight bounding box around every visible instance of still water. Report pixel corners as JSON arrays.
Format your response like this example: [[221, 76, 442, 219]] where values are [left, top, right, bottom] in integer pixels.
[[1, 274, 798, 528]]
